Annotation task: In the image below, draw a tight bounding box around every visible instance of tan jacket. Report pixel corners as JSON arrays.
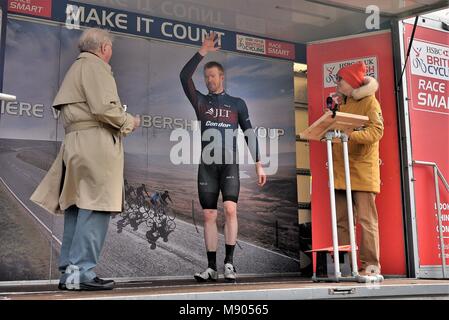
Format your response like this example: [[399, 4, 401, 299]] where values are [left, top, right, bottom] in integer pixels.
[[332, 77, 384, 193], [31, 52, 135, 213]]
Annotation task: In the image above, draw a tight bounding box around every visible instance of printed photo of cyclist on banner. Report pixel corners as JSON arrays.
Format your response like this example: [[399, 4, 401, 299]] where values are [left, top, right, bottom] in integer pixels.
[[0, 4, 299, 281]]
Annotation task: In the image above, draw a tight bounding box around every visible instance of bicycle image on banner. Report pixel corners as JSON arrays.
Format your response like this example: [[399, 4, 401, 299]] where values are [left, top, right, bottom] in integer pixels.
[[116, 181, 176, 250]]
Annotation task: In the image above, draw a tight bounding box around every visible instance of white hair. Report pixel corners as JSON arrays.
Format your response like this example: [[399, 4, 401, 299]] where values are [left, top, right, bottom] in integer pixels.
[[78, 28, 114, 53]]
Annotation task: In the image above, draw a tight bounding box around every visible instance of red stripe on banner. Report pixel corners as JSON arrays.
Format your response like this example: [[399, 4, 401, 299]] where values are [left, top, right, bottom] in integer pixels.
[[265, 40, 296, 60], [8, 0, 52, 18]]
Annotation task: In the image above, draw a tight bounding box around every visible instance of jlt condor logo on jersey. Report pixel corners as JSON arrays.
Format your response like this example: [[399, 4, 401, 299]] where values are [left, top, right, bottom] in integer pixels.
[[205, 108, 231, 118]]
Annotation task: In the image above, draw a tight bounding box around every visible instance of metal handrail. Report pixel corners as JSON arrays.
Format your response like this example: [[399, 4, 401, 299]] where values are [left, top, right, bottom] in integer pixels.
[[414, 161, 449, 192], [413, 160, 448, 278]]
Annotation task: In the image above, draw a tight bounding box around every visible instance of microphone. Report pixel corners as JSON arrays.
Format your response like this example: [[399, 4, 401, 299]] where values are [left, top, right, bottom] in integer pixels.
[[326, 96, 338, 118], [326, 96, 333, 110]]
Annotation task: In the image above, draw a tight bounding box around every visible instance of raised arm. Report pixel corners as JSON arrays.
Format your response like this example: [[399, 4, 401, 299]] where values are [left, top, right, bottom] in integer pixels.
[[180, 32, 220, 109], [180, 52, 203, 108]]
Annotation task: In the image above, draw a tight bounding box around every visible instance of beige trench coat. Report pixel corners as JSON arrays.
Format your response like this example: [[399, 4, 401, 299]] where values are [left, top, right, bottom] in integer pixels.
[[31, 52, 134, 214]]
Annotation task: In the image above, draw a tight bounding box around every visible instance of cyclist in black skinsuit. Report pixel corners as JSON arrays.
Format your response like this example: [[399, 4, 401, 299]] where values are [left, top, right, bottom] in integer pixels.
[[180, 32, 267, 282]]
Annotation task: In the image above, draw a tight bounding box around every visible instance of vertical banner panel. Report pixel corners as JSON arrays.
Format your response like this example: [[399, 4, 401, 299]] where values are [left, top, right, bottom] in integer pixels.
[[307, 31, 406, 275], [0, 19, 61, 281], [404, 23, 449, 269]]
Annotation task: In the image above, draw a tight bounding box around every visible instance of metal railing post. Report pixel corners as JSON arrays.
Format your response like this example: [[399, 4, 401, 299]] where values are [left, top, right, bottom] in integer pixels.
[[434, 166, 447, 278]]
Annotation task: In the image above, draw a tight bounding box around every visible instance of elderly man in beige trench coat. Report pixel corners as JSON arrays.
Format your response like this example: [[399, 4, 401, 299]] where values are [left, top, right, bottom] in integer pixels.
[[31, 28, 140, 291]]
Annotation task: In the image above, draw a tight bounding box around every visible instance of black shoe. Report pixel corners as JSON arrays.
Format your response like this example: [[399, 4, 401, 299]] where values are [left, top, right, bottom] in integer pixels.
[[58, 271, 67, 290], [93, 277, 115, 285], [79, 277, 115, 291]]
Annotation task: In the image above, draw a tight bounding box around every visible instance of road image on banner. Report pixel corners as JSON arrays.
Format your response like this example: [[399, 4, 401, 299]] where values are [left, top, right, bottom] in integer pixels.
[[0, 14, 299, 281], [405, 24, 449, 269]]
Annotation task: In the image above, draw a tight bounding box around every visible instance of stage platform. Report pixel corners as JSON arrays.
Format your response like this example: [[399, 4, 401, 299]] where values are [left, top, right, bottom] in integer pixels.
[[1, 275, 448, 300]]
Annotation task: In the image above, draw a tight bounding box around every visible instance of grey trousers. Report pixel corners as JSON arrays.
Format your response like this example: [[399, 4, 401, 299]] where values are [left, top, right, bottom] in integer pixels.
[[59, 205, 110, 283]]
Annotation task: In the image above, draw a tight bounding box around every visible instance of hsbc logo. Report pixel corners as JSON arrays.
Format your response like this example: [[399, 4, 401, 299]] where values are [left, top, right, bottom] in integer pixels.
[[205, 108, 231, 118]]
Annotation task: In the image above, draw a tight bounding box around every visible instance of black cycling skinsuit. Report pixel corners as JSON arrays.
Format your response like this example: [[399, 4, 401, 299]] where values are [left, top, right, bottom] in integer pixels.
[[180, 52, 259, 209]]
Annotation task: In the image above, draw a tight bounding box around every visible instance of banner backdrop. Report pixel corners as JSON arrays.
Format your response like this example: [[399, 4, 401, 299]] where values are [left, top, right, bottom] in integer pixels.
[[7, 0, 306, 62], [0, 7, 299, 280], [307, 31, 406, 275], [404, 23, 449, 269]]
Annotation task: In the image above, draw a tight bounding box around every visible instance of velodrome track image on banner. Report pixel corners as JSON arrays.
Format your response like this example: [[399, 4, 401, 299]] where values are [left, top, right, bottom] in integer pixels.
[[0, 17, 299, 281]]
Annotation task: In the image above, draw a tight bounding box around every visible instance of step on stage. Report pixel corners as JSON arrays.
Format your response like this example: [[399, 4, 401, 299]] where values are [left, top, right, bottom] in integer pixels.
[[1, 275, 448, 300]]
